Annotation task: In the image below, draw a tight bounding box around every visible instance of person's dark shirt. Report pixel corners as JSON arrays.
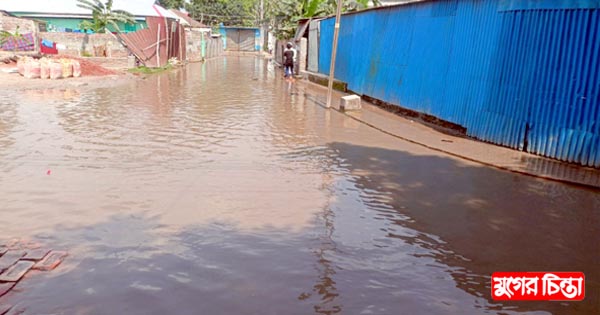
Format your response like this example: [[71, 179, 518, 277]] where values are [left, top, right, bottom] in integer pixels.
[[283, 49, 294, 66]]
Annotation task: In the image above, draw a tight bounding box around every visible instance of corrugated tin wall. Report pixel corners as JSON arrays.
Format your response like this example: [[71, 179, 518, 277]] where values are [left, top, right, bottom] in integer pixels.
[[119, 17, 186, 67], [317, 0, 600, 167], [224, 28, 258, 51]]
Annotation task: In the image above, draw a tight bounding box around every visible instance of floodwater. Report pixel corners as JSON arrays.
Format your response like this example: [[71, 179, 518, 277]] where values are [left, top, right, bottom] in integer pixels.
[[0, 57, 599, 315]]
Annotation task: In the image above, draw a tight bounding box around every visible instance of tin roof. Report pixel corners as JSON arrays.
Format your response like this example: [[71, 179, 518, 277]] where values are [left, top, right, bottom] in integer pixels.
[[1, 0, 179, 19], [170, 10, 207, 28]]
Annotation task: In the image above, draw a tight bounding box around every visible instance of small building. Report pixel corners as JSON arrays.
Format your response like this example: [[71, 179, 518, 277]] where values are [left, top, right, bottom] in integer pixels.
[[170, 10, 219, 61], [1, 0, 180, 33]]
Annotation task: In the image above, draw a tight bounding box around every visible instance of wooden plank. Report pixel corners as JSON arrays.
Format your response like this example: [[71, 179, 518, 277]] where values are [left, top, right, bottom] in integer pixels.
[[22, 249, 51, 262], [0, 261, 34, 282], [0, 283, 14, 298], [33, 251, 67, 271], [0, 251, 26, 272]]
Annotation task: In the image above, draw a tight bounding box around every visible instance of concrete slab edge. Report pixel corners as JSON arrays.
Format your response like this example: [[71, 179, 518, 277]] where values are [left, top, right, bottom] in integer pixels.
[[301, 78, 600, 189]]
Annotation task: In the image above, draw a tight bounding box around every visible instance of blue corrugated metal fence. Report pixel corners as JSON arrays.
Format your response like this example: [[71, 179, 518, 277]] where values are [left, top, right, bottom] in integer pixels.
[[317, 0, 600, 167]]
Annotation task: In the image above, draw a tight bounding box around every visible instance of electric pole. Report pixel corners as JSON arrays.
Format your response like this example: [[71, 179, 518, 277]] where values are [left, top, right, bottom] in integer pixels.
[[326, 0, 343, 108], [259, 0, 264, 54]]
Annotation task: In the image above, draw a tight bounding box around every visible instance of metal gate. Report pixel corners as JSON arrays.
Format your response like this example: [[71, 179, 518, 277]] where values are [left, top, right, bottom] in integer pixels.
[[226, 29, 256, 51], [308, 20, 320, 73]]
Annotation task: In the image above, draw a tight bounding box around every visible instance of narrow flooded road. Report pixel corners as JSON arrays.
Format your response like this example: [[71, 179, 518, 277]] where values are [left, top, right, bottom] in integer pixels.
[[0, 57, 599, 315]]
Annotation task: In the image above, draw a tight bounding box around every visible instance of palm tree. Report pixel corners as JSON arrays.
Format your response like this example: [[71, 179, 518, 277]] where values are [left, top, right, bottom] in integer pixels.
[[77, 0, 135, 33]]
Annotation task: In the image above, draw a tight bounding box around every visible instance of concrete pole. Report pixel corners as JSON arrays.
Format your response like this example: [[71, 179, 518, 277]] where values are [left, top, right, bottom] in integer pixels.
[[326, 0, 343, 108], [259, 0, 264, 54]]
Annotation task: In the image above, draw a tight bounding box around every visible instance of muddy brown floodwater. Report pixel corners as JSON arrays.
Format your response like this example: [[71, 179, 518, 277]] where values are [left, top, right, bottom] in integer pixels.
[[0, 57, 599, 315]]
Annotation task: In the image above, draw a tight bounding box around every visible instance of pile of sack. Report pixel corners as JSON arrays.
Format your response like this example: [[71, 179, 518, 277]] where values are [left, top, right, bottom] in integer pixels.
[[17, 57, 82, 79]]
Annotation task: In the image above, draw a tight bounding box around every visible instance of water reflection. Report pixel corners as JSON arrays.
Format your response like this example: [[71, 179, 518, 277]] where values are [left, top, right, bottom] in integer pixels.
[[0, 57, 598, 315], [326, 142, 599, 315]]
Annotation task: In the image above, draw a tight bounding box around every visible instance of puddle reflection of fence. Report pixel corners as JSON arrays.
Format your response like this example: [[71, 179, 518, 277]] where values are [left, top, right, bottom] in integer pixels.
[[0, 239, 67, 314]]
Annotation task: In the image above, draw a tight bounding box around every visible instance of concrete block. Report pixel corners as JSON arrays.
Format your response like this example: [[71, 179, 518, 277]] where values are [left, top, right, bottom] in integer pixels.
[[0, 261, 34, 282], [22, 249, 51, 261], [340, 95, 361, 111], [0, 251, 26, 272]]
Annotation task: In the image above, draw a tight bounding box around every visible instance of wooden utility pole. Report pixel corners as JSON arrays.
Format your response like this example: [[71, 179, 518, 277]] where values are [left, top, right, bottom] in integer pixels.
[[326, 0, 343, 108]]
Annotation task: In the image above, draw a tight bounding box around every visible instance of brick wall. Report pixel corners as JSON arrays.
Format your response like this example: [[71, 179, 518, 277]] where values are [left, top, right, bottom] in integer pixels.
[[0, 16, 38, 34], [40, 32, 128, 57], [185, 29, 224, 61], [40, 30, 221, 61], [0, 16, 40, 52]]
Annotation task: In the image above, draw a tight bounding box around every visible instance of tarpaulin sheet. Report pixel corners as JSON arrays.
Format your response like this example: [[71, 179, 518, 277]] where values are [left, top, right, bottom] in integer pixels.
[[1, 33, 34, 51]]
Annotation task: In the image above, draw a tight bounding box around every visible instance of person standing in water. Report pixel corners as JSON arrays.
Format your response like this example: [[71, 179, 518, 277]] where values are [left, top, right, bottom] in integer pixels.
[[283, 42, 295, 81]]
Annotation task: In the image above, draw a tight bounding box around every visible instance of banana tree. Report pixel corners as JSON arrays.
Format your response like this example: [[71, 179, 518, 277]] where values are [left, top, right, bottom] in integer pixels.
[[302, 0, 328, 17], [326, 0, 382, 12], [77, 0, 135, 33], [0, 26, 30, 52]]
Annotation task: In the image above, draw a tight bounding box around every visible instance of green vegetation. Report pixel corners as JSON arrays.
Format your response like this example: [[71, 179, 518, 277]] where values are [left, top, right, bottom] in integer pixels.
[[269, 0, 382, 39], [187, 0, 259, 27], [156, 0, 186, 9], [128, 65, 173, 74], [77, 0, 135, 33], [157, 0, 380, 35]]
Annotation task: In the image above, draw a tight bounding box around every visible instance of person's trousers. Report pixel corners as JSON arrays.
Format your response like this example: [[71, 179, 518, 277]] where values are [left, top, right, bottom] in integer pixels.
[[284, 65, 294, 77]]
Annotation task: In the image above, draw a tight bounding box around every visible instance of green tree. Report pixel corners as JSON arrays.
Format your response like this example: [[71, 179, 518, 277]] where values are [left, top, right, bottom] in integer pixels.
[[186, 0, 258, 27], [156, 0, 185, 9], [268, 0, 381, 39], [77, 0, 136, 33]]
